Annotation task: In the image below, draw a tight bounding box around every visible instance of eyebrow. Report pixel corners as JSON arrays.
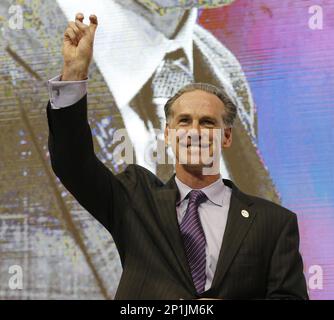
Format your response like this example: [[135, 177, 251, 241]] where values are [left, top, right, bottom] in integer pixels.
[[176, 114, 217, 120], [176, 113, 191, 119], [200, 116, 217, 122], [176, 114, 218, 123]]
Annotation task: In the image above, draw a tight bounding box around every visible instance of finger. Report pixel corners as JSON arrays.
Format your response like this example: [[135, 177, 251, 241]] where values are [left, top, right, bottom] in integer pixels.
[[68, 21, 83, 38], [89, 14, 98, 32], [64, 28, 78, 45], [64, 28, 77, 45], [75, 19, 89, 33], [75, 12, 84, 22]]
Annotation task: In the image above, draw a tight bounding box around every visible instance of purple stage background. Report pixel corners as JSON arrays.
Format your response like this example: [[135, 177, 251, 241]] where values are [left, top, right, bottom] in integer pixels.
[[199, 0, 334, 299]]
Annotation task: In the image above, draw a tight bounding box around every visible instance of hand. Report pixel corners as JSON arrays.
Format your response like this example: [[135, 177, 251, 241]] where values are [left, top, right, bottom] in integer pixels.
[[61, 13, 98, 81]]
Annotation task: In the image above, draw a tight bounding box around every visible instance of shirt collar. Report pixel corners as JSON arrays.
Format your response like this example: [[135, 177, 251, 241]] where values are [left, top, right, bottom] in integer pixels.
[[175, 175, 225, 207], [57, 0, 197, 107]]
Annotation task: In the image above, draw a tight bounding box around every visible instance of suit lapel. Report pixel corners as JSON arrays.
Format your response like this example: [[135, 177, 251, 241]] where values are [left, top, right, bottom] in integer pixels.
[[153, 175, 196, 293], [209, 179, 256, 292]]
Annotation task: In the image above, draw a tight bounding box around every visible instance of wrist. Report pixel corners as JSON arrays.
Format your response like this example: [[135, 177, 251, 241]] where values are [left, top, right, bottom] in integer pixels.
[[61, 65, 88, 81]]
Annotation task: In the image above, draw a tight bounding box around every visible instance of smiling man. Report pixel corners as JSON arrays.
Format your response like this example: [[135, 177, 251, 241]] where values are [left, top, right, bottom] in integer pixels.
[[164, 84, 234, 178], [46, 13, 308, 299]]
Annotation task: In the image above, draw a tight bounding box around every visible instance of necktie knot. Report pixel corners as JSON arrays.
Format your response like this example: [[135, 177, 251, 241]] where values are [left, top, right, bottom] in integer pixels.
[[188, 190, 207, 206]]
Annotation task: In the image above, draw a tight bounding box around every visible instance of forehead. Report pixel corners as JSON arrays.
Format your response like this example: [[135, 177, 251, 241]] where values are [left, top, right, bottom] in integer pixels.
[[171, 90, 225, 117]]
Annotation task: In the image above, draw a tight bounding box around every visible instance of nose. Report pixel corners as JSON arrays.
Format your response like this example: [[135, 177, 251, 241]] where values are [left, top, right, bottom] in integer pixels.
[[187, 127, 201, 145], [191, 120, 201, 131]]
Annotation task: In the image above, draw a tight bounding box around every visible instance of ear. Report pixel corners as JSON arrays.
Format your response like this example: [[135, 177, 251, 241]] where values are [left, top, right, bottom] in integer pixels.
[[222, 128, 232, 148], [164, 124, 169, 147]]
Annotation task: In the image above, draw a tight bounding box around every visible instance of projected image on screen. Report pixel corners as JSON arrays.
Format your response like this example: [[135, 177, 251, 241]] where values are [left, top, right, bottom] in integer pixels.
[[0, 0, 333, 299]]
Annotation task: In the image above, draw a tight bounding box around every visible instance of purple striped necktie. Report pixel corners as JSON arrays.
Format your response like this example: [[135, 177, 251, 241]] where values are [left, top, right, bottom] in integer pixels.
[[180, 190, 208, 294]]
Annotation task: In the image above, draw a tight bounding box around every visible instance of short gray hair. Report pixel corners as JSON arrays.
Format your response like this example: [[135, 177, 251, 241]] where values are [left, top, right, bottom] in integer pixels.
[[164, 83, 237, 127]]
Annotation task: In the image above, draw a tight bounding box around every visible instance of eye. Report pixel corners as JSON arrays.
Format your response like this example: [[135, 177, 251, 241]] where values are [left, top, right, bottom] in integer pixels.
[[202, 119, 215, 126], [179, 118, 190, 124]]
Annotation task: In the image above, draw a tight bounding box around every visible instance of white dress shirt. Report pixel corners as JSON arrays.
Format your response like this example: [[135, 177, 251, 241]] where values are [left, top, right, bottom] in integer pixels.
[[49, 0, 199, 174], [54, 0, 196, 108], [48, 0, 232, 178], [175, 176, 231, 291]]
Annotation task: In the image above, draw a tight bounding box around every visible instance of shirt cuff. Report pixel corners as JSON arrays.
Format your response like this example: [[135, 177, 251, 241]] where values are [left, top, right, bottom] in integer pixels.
[[47, 75, 88, 109]]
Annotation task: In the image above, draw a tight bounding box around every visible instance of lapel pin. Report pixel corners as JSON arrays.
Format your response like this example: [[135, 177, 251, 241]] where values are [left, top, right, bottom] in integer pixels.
[[241, 209, 249, 218]]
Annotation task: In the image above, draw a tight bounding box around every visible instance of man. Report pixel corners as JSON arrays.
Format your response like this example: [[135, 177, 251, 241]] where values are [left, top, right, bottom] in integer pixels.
[[47, 13, 308, 299], [53, 0, 280, 203]]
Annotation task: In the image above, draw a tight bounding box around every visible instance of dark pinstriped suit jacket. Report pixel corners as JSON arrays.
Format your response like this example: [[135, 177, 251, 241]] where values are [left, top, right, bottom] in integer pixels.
[[47, 95, 308, 300]]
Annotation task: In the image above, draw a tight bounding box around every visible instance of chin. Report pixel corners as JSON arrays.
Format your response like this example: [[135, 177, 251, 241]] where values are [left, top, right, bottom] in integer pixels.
[[181, 163, 204, 173]]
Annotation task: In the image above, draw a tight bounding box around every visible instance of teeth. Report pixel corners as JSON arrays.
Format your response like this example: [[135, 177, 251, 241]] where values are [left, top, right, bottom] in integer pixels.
[[186, 144, 210, 148], [180, 142, 211, 147]]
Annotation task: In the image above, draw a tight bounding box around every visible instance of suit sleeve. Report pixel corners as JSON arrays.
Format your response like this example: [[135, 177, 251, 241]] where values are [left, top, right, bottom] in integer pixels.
[[266, 213, 309, 300], [47, 94, 129, 239]]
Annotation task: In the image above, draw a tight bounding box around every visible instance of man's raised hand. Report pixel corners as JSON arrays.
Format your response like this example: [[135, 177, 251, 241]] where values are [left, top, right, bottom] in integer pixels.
[[62, 13, 98, 81]]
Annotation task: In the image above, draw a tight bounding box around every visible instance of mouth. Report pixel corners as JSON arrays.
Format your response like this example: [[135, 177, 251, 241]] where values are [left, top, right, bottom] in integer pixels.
[[179, 142, 211, 148]]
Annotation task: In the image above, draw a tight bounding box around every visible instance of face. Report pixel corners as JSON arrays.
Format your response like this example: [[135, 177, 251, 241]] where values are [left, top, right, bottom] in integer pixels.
[[165, 90, 232, 173]]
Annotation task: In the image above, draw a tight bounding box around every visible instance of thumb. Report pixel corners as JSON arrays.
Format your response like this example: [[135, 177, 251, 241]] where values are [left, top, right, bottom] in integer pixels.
[[89, 14, 98, 33]]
